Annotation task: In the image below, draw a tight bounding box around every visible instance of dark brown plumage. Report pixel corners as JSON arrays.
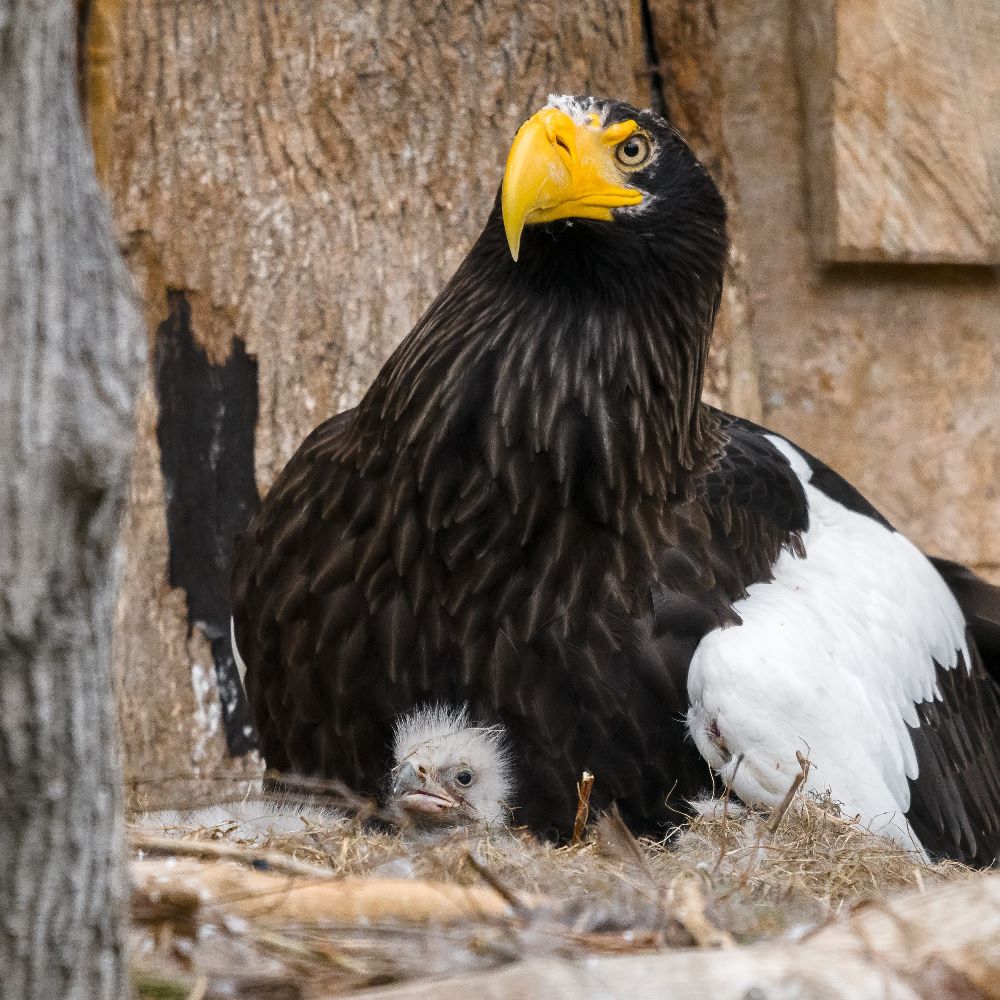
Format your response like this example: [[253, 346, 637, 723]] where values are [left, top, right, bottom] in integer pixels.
[[232, 96, 1000, 862]]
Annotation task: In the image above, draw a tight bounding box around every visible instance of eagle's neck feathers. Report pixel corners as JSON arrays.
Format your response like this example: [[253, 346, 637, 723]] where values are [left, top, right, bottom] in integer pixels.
[[347, 207, 725, 625]]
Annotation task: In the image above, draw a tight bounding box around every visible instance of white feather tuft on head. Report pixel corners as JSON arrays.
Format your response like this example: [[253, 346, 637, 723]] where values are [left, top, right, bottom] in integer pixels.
[[544, 93, 602, 126]]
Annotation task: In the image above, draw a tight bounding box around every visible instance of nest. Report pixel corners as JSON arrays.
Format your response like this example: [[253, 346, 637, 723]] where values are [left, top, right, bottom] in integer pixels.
[[128, 786, 978, 999]]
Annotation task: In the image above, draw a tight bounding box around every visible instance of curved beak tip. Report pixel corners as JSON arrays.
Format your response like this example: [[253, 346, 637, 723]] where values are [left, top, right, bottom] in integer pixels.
[[392, 761, 419, 796], [504, 219, 522, 262], [501, 116, 557, 264]]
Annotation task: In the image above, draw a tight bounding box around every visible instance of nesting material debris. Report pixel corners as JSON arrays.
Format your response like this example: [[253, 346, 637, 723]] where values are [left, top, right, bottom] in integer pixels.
[[128, 790, 979, 999], [136, 798, 349, 845], [349, 872, 1000, 1000]]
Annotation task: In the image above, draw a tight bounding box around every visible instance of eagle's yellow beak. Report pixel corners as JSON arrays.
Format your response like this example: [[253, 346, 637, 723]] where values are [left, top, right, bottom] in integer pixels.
[[501, 107, 644, 261]]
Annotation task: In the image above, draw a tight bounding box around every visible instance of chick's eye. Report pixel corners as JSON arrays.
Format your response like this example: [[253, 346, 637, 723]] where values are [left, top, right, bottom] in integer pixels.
[[616, 134, 650, 168], [454, 769, 474, 787]]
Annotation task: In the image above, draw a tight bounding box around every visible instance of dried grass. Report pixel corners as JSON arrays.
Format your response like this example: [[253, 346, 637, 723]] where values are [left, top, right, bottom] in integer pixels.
[[128, 790, 975, 999]]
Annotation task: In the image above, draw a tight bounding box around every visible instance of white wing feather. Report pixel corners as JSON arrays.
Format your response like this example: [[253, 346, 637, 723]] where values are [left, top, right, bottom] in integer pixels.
[[687, 436, 968, 855]]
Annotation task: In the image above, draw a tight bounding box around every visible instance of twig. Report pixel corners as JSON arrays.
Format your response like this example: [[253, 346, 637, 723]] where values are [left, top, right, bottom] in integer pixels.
[[718, 752, 801, 902], [767, 752, 811, 835], [134, 859, 518, 925], [719, 753, 814, 901], [721, 755, 743, 829], [130, 830, 334, 879], [249, 927, 371, 974], [572, 771, 595, 846], [262, 770, 383, 822], [131, 968, 192, 1000], [464, 851, 529, 918], [711, 753, 744, 876]]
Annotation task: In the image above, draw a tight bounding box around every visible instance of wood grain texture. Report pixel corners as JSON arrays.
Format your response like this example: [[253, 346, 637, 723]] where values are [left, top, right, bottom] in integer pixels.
[[0, 0, 142, 995], [796, 0, 1000, 264], [104, 0, 653, 807], [720, 0, 1000, 583]]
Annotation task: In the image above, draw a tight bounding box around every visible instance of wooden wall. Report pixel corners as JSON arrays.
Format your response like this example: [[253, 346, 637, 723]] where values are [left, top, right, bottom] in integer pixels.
[[718, 0, 1000, 582], [83, 0, 1000, 804]]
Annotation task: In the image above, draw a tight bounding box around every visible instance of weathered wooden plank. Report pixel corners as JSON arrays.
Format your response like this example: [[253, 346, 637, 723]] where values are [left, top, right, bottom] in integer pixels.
[[797, 0, 1000, 264]]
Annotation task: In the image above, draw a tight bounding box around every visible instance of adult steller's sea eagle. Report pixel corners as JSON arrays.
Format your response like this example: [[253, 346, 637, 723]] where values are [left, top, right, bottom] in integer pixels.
[[232, 95, 1000, 864]]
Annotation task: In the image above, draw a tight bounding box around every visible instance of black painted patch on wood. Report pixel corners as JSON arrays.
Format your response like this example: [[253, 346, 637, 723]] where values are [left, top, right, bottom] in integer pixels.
[[155, 289, 260, 756], [639, 0, 668, 118]]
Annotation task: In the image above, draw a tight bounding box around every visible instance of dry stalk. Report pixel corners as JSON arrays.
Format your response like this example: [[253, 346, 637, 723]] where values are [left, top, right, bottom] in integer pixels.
[[572, 771, 595, 846], [710, 753, 744, 876], [594, 805, 652, 879], [132, 858, 518, 926], [131, 830, 334, 879], [465, 851, 530, 917], [767, 752, 812, 835]]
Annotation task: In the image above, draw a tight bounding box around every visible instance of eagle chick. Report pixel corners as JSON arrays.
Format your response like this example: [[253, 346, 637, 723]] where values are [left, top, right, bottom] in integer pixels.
[[136, 705, 515, 840], [388, 704, 514, 831]]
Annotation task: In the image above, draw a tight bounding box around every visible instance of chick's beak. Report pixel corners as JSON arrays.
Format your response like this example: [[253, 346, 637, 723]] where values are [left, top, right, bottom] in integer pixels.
[[392, 762, 459, 821], [501, 107, 643, 261]]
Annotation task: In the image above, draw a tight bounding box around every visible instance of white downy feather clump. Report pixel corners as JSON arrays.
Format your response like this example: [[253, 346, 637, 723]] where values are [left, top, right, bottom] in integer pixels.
[[136, 796, 346, 844]]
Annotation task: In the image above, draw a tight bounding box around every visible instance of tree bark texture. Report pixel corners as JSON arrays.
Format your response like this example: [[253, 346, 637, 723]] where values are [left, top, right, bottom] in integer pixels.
[[0, 0, 143, 996], [95, 0, 759, 806], [649, 0, 762, 422]]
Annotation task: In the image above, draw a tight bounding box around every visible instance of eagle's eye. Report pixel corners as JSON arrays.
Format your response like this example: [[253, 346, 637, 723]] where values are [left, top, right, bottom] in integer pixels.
[[454, 768, 474, 787], [615, 134, 651, 168]]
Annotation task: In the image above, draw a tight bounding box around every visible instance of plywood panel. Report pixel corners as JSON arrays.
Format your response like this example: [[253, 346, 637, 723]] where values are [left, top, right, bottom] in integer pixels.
[[797, 0, 1000, 264], [721, 0, 1000, 583]]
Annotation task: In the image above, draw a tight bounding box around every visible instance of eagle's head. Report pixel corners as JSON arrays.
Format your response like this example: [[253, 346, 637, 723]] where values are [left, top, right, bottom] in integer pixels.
[[501, 94, 727, 294], [388, 705, 514, 831]]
